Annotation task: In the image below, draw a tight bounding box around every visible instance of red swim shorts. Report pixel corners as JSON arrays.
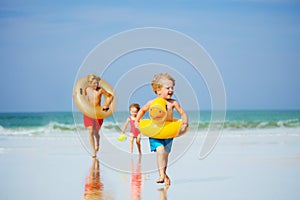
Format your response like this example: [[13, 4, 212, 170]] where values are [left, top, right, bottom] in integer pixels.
[[83, 115, 103, 132]]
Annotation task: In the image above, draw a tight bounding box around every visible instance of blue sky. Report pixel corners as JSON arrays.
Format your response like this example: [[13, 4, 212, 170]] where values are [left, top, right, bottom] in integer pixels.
[[0, 0, 299, 112]]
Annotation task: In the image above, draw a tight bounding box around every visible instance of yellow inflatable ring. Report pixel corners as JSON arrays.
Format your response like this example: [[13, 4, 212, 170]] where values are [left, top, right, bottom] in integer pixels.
[[139, 118, 184, 139], [73, 76, 117, 119], [139, 98, 187, 139]]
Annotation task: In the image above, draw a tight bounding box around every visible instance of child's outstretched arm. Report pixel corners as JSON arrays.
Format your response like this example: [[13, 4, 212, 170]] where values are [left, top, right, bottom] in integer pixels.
[[135, 100, 152, 128], [120, 118, 130, 134], [173, 101, 189, 133], [101, 88, 114, 110]]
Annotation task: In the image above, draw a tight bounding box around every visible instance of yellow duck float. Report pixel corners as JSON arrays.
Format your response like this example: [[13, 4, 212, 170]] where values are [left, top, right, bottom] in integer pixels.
[[139, 98, 187, 139]]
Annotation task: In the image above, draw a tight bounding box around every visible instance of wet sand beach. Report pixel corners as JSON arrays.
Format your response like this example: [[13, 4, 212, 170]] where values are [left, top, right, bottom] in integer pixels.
[[1, 132, 300, 200]]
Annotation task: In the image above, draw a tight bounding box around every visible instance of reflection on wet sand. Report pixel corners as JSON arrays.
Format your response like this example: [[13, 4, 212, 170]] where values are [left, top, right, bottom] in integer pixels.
[[83, 157, 168, 199], [131, 156, 142, 200], [158, 186, 169, 200], [83, 158, 103, 200]]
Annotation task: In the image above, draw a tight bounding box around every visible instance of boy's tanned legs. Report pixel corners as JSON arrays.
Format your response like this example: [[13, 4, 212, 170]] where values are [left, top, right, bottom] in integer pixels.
[[94, 131, 100, 153], [156, 146, 170, 185], [88, 127, 97, 157], [163, 150, 171, 186]]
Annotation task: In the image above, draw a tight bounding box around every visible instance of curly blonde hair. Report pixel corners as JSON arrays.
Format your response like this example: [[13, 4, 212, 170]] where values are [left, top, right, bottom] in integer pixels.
[[87, 73, 101, 83], [151, 73, 175, 94]]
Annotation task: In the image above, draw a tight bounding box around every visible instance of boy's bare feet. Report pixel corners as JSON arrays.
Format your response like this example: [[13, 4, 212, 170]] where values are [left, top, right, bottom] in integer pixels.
[[156, 177, 165, 184], [165, 175, 171, 186], [156, 175, 171, 186]]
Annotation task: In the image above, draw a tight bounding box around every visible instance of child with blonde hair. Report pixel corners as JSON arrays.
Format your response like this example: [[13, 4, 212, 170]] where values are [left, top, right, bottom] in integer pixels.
[[135, 73, 188, 186], [74, 73, 113, 158]]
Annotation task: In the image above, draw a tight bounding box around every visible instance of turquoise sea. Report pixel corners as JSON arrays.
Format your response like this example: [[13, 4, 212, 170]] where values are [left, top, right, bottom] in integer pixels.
[[0, 110, 300, 137]]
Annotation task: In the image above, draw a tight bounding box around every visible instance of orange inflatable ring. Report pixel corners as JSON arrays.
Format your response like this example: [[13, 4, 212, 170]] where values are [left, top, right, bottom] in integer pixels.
[[73, 76, 117, 119]]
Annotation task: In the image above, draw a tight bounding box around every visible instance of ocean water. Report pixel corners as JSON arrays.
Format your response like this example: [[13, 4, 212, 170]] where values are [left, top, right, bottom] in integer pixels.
[[0, 110, 300, 137]]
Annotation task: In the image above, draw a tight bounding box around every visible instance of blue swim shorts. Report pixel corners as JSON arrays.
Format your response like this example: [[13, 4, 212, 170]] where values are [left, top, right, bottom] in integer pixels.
[[149, 138, 173, 153]]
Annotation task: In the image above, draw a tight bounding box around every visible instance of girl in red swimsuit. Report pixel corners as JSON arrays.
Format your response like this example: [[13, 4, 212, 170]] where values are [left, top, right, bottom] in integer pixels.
[[120, 103, 142, 154]]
